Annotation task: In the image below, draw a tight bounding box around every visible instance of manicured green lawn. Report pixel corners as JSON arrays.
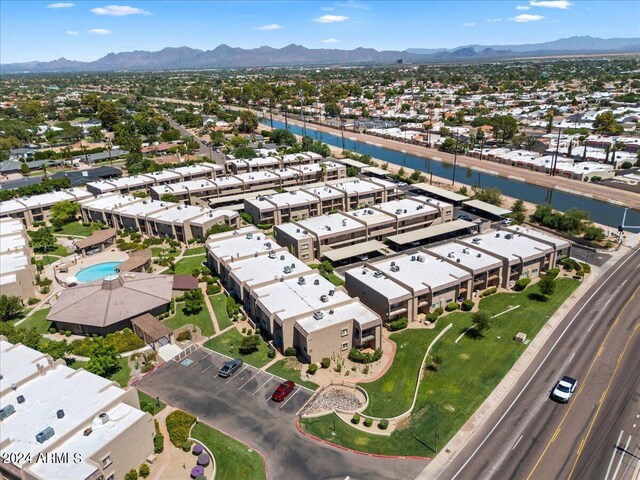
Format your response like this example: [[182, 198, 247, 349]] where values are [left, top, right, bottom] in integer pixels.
[[184, 245, 205, 256], [266, 358, 319, 391], [204, 328, 271, 368], [137, 389, 166, 415], [174, 254, 206, 275], [40, 255, 60, 265], [301, 279, 580, 457], [54, 222, 97, 237], [209, 293, 233, 330], [164, 303, 215, 337], [37, 244, 70, 257], [361, 325, 446, 418], [67, 359, 86, 370], [324, 272, 345, 286], [16, 308, 52, 334], [191, 422, 265, 480]]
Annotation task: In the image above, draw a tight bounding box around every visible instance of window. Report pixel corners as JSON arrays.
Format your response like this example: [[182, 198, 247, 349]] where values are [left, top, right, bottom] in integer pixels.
[[531, 269, 538, 275], [341, 342, 349, 351], [341, 328, 348, 337], [301, 244, 309, 250], [102, 455, 112, 468], [106, 475, 115, 480]]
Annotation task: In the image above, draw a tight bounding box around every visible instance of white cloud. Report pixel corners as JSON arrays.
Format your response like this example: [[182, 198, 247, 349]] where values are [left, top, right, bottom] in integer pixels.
[[335, 1, 369, 9], [510, 13, 545, 22], [65, 30, 79, 35], [321, 6, 335, 11], [256, 23, 282, 31], [314, 14, 349, 23], [87, 28, 113, 35], [322, 38, 339, 44], [463, 22, 476, 27], [529, 0, 572, 8], [516, 5, 531, 10], [90, 5, 150, 16], [486, 18, 503, 22], [47, 2, 74, 8]]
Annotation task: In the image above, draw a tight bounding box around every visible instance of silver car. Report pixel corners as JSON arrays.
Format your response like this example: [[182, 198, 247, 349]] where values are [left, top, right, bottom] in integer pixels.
[[218, 358, 243, 378]]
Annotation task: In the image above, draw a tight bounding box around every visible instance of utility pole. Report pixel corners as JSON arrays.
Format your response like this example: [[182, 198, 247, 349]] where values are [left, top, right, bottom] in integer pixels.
[[452, 131, 459, 186], [550, 127, 562, 176], [284, 105, 289, 130], [300, 90, 306, 137]]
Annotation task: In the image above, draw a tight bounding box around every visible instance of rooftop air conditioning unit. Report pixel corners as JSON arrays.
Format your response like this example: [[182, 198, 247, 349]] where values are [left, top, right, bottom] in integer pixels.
[[495, 233, 501, 238], [298, 277, 306, 285], [36, 427, 55, 444], [373, 271, 383, 278], [314, 279, 320, 285], [283, 266, 292, 274], [505, 233, 513, 240], [456, 258, 461, 263], [320, 295, 329, 302], [17, 395, 25, 404], [477, 253, 482, 258], [246, 233, 253, 239], [56, 409, 65, 419], [97, 412, 109, 424], [280, 255, 285, 261], [268, 251, 276, 259], [313, 310, 325, 320], [396, 209, 403, 214], [463, 248, 469, 254], [329, 289, 335, 296], [411, 255, 416, 261], [417, 256, 425, 263], [0, 404, 15, 421], [391, 261, 396, 266], [390, 265, 400, 272]]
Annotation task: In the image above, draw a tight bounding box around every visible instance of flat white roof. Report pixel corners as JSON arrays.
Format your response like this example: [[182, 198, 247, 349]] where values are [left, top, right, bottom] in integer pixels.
[[372, 253, 471, 293], [463, 199, 512, 217], [0, 252, 29, 275], [507, 226, 571, 250], [0, 218, 25, 236], [411, 183, 470, 202], [304, 185, 344, 200], [211, 176, 243, 187], [267, 190, 318, 208], [296, 300, 379, 334], [0, 233, 27, 254], [229, 250, 311, 287], [345, 266, 411, 300], [460, 229, 553, 262], [18, 189, 91, 208], [147, 204, 211, 223], [374, 197, 438, 219], [189, 209, 237, 227], [273, 168, 300, 180], [344, 207, 394, 227], [85, 180, 117, 193], [158, 179, 217, 194], [331, 179, 385, 195], [427, 242, 502, 272], [0, 199, 27, 215], [296, 212, 365, 238], [114, 198, 169, 217], [171, 163, 220, 176], [207, 227, 277, 261], [275, 222, 314, 240], [108, 175, 155, 189], [80, 193, 139, 211], [236, 170, 278, 182], [0, 340, 50, 395], [143, 169, 182, 182]]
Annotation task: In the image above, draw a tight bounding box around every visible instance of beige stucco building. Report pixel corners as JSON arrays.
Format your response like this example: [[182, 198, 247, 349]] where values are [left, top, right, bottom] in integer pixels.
[[0, 218, 36, 300]]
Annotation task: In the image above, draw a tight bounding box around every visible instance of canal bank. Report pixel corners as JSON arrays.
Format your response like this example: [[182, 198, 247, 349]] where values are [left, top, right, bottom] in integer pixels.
[[259, 115, 640, 229]]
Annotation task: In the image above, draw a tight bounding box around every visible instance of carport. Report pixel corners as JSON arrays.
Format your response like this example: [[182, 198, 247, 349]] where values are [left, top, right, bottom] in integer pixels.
[[386, 219, 476, 250], [410, 182, 470, 206], [322, 239, 387, 264], [462, 199, 512, 221]]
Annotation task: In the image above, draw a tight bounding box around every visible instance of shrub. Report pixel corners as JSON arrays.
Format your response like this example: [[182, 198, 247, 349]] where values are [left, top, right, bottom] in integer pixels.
[[153, 433, 164, 454], [514, 278, 532, 291], [239, 335, 260, 354], [583, 226, 605, 242], [461, 299, 475, 311], [481, 287, 498, 297], [321, 357, 331, 369], [226, 297, 238, 317], [124, 469, 138, 480], [241, 327, 246, 334], [348, 347, 383, 364], [538, 275, 556, 296], [472, 310, 492, 333], [363, 418, 373, 428], [580, 262, 592, 274], [206, 284, 221, 295], [267, 348, 276, 358], [378, 419, 389, 430], [139, 464, 150, 478], [562, 258, 580, 271], [165, 410, 196, 447], [284, 346, 297, 357], [445, 302, 459, 312], [64, 330, 72, 337], [182, 440, 192, 452], [176, 330, 192, 342], [433, 307, 444, 317], [48, 327, 57, 334], [28, 297, 40, 305], [546, 268, 560, 278], [351, 413, 361, 424], [307, 363, 318, 375], [70, 337, 96, 356], [426, 313, 439, 323], [388, 317, 408, 331], [104, 329, 145, 353]]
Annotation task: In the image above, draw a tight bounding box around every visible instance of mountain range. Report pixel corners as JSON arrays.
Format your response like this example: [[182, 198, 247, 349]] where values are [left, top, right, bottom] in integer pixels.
[[2, 36, 639, 73]]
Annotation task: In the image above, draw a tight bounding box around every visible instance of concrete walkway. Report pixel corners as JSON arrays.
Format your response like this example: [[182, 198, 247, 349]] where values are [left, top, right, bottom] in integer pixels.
[[150, 406, 175, 480], [201, 285, 220, 335]]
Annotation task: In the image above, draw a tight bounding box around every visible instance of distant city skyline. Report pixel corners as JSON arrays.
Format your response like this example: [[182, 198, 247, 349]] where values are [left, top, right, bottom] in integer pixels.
[[1, 0, 639, 63]]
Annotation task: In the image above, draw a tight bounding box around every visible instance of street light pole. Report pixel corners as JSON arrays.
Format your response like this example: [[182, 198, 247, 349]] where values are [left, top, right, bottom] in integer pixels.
[[550, 127, 562, 176], [452, 132, 459, 186]]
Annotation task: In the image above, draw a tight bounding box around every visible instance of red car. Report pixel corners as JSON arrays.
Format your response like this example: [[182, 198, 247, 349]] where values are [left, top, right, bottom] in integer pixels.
[[271, 380, 295, 402]]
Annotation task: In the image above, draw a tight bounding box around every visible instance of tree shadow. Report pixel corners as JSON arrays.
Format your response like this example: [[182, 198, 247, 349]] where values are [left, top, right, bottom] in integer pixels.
[[465, 328, 485, 340], [411, 434, 437, 455], [528, 292, 548, 302]]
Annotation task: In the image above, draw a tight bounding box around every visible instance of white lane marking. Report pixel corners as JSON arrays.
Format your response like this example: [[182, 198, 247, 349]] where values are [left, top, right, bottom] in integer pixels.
[[280, 388, 301, 409], [604, 430, 624, 480], [449, 247, 640, 480], [253, 376, 274, 396], [587, 321, 596, 333], [512, 435, 524, 451], [611, 434, 632, 480], [201, 363, 216, 374], [239, 371, 260, 389], [568, 352, 576, 364], [226, 365, 247, 383]]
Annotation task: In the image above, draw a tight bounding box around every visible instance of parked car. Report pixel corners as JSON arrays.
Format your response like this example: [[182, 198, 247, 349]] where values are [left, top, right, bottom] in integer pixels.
[[271, 380, 295, 402], [501, 218, 513, 225], [551, 376, 577, 403], [457, 214, 473, 222], [218, 358, 243, 378]]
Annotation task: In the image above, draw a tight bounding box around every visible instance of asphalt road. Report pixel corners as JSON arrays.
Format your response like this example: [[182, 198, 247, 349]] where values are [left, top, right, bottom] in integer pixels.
[[165, 116, 225, 163], [431, 245, 640, 480], [137, 346, 427, 480]]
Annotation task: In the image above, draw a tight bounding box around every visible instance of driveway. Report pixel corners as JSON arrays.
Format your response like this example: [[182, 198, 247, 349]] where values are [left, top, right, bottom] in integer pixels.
[[137, 346, 428, 480]]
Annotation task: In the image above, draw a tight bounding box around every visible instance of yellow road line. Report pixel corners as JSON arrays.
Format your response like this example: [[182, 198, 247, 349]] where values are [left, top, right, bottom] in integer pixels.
[[526, 287, 639, 480]]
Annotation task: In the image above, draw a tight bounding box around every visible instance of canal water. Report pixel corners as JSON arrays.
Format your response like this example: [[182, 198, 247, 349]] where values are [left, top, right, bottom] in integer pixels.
[[265, 119, 640, 229]]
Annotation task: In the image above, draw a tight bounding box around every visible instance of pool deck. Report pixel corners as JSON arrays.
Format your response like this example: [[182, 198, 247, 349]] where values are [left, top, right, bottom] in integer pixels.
[[55, 248, 129, 286]]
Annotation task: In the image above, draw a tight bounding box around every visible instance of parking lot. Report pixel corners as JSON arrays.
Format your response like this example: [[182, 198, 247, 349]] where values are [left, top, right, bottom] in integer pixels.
[[137, 345, 427, 480]]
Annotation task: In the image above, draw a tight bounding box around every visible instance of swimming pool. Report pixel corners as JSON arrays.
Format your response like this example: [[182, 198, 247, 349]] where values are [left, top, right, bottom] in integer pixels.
[[76, 262, 123, 283]]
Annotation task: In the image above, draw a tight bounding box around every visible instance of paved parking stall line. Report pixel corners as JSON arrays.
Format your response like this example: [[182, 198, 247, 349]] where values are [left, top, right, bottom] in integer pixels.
[[253, 375, 275, 396], [201, 363, 216, 374], [239, 370, 261, 389], [280, 388, 300, 409], [226, 365, 248, 383]]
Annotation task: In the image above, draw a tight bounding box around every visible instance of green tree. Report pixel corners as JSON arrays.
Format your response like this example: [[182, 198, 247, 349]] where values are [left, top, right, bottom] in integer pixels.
[[237, 110, 258, 133], [161, 127, 181, 142], [182, 289, 204, 316], [41, 339, 69, 360], [124, 469, 138, 480], [85, 342, 121, 378], [20, 163, 30, 175], [0, 295, 23, 321], [28, 226, 57, 253], [490, 115, 518, 143], [209, 130, 226, 146], [346, 166, 358, 177], [473, 187, 504, 207], [160, 193, 179, 203], [268, 129, 297, 146], [538, 275, 556, 297], [593, 111, 622, 135], [232, 146, 256, 159], [87, 125, 103, 143], [511, 199, 527, 224], [18, 100, 43, 121], [472, 310, 492, 333], [239, 334, 260, 354], [97, 101, 120, 131], [50, 200, 80, 229], [324, 102, 341, 117], [439, 137, 457, 154]]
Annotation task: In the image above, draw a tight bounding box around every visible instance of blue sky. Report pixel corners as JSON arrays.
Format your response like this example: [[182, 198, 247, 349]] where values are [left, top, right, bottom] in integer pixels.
[[1, 1, 639, 63]]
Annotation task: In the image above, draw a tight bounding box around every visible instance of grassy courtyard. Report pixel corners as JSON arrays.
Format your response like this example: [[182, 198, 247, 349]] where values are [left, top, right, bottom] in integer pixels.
[[209, 293, 233, 330], [266, 358, 320, 391], [183, 245, 206, 256], [191, 422, 265, 480], [16, 308, 52, 334], [173, 254, 206, 275], [301, 279, 581, 456], [204, 328, 272, 368], [54, 222, 98, 237], [137, 389, 166, 415], [164, 302, 215, 337]]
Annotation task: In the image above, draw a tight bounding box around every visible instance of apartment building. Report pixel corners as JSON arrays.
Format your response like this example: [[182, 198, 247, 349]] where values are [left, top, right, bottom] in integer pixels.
[[0, 339, 154, 480], [205, 227, 382, 362], [327, 177, 398, 209], [0, 188, 93, 227], [244, 190, 321, 225], [345, 252, 472, 323], [0, 218, 36, 300], [225, 151, 324, 174], [371, 196, 442, 233]]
